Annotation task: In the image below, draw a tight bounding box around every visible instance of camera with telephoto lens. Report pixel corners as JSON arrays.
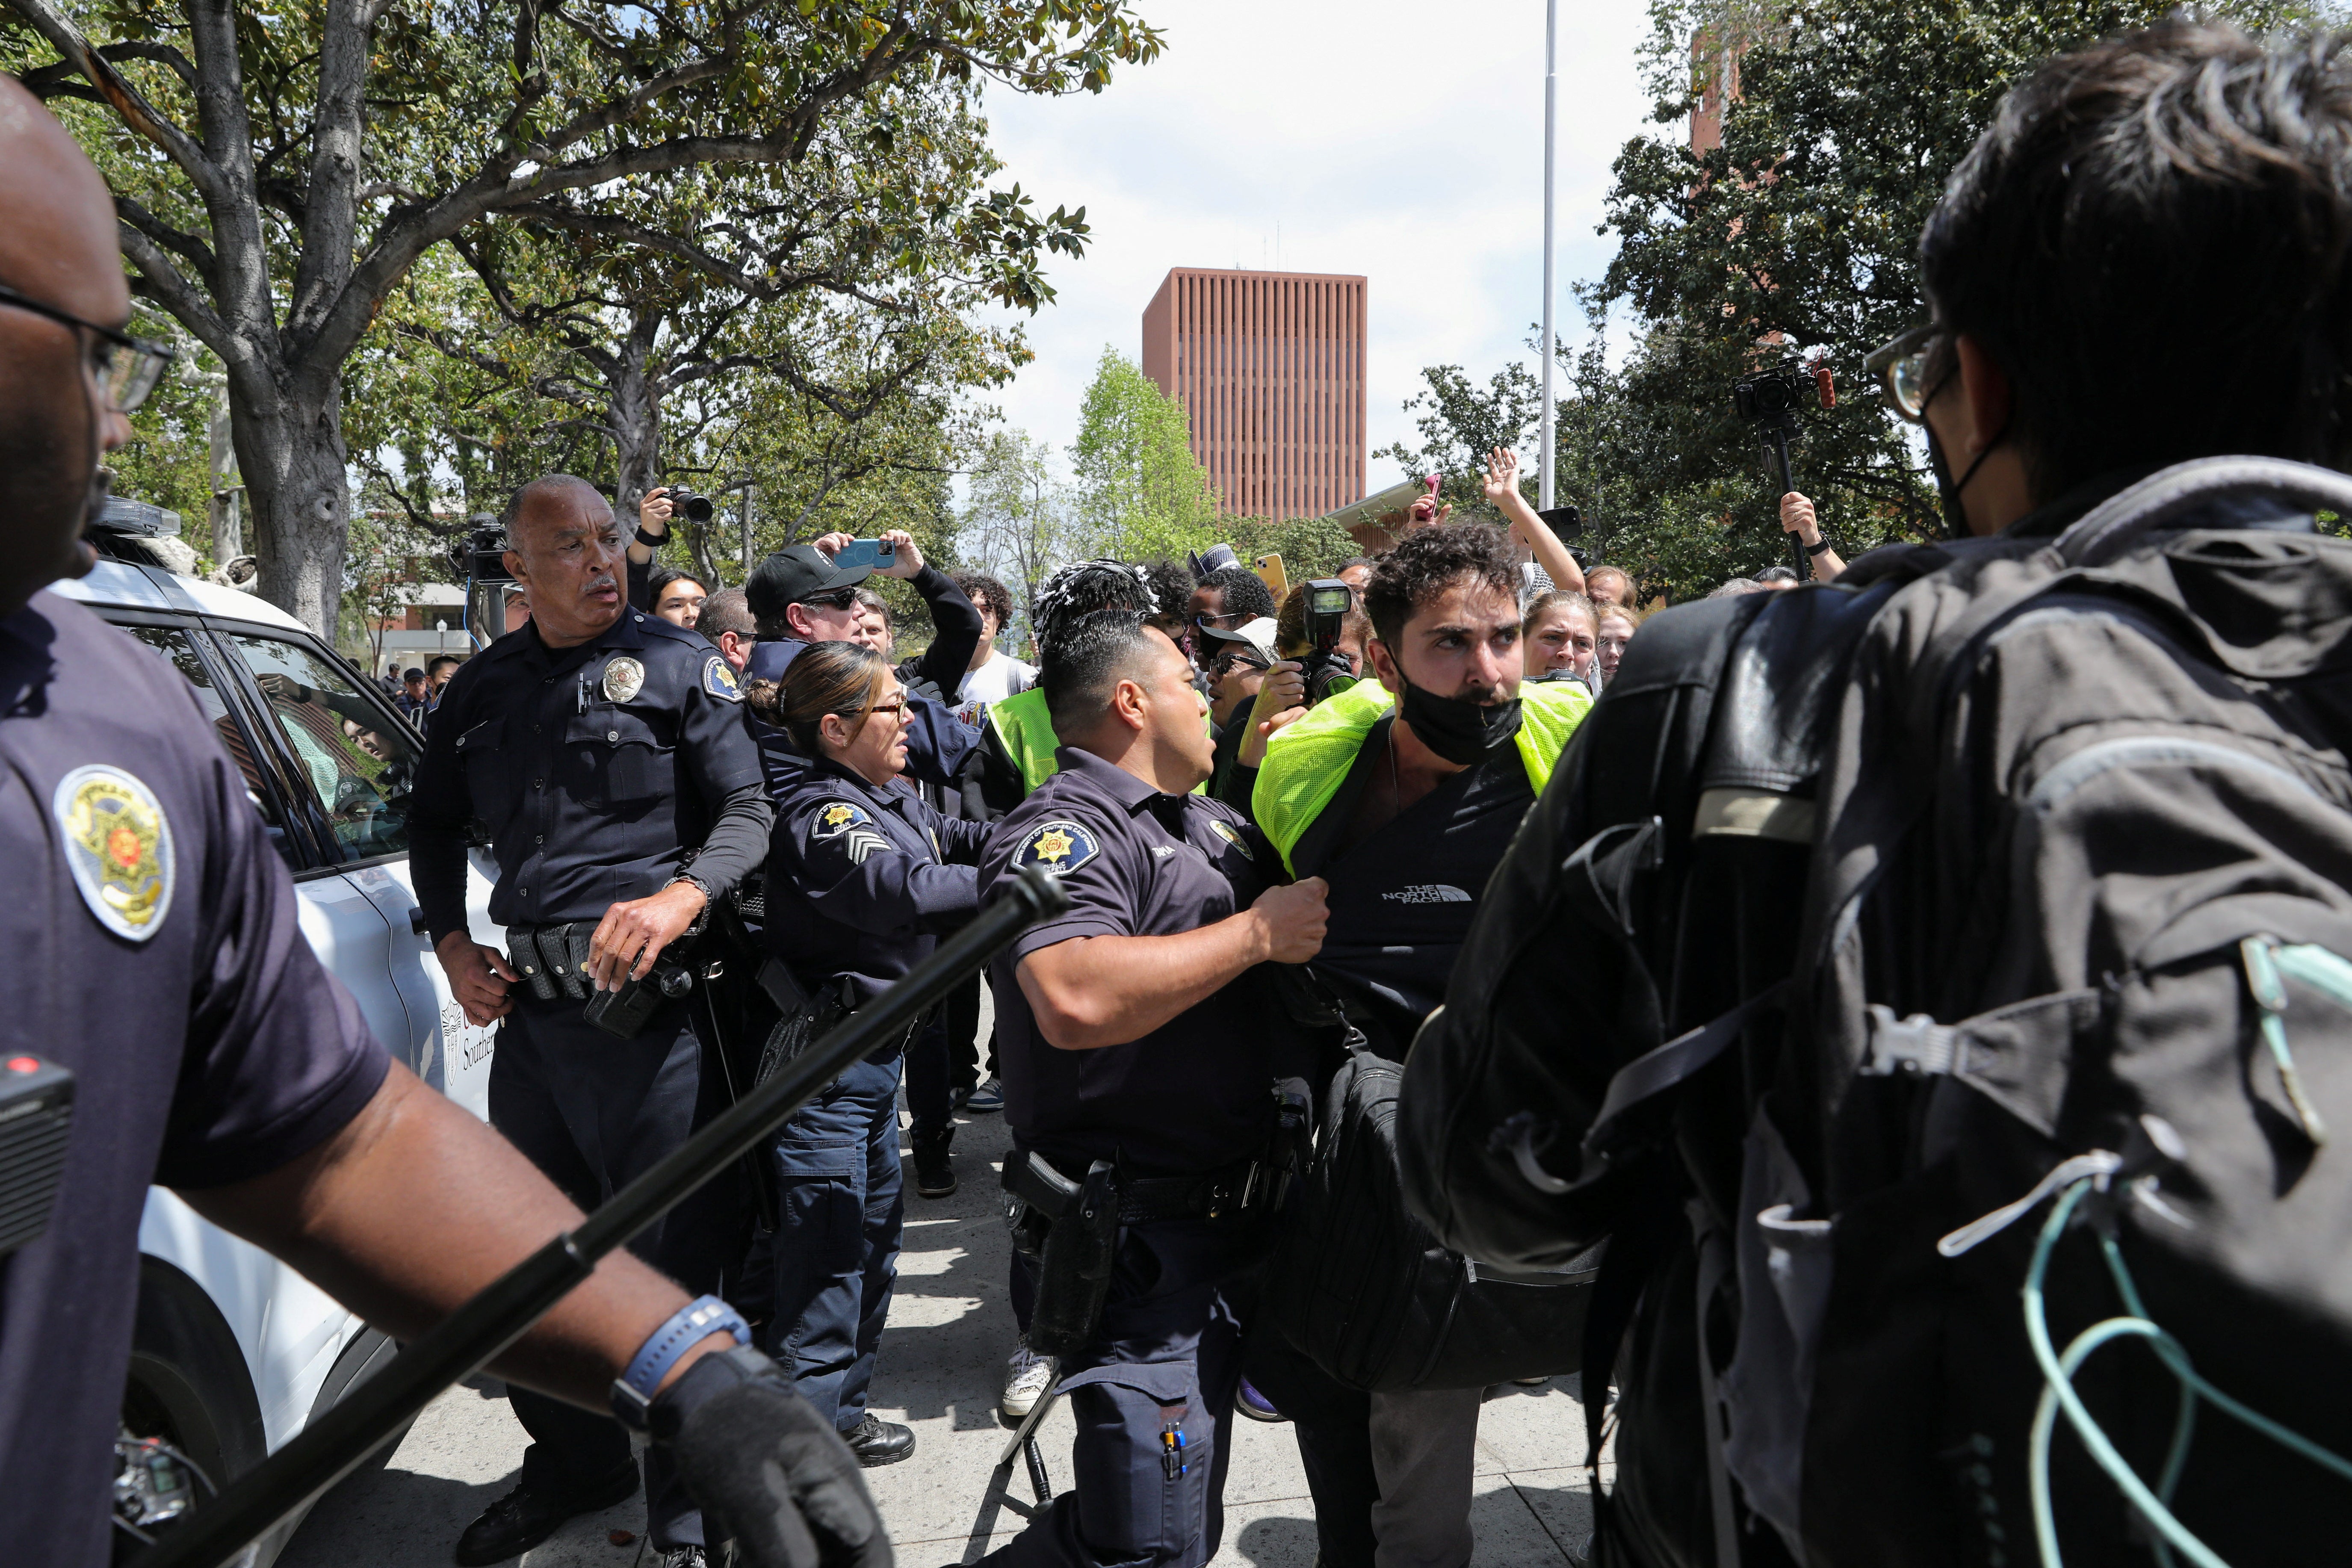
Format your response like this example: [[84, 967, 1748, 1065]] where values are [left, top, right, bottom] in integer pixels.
[[1732, 363, 1820, 426], [1300, 578, 1359, 706], [664, 486, 715, 524]]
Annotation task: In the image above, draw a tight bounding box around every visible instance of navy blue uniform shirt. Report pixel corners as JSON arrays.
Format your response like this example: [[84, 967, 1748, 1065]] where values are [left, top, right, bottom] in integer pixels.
[[410, 608, 768, 940], [763, 751, 990, 1011], [984, 747, 1282, 1177], [746, 637, 979, 790], [0, 594, 389, 1567]]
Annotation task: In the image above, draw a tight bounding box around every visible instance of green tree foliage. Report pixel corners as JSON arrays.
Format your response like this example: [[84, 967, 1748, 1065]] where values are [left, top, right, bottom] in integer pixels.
[[3, 0, 1164, 631], [1067, 346, 1223, 561], [1401, 0, 2307, 602]]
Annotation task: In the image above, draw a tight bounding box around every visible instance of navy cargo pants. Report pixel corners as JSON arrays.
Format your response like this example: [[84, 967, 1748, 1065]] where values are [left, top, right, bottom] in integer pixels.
[[488, 995, 743, 1550], [761, 1051, 905, 1433], [984, 1217, 1262, 1568]]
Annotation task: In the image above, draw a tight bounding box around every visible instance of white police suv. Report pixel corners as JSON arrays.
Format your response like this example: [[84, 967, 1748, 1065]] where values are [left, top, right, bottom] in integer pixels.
[[57, 504, 502, 1562]]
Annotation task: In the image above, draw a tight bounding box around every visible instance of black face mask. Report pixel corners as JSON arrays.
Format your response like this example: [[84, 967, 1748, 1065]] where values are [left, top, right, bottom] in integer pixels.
[[1927, 416, 2008, 540], [1398, 679, 1521, 767]]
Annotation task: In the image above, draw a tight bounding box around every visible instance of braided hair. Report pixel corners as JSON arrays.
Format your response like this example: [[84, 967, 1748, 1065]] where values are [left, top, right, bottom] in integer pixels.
[[1029, 559, 1158, 661]]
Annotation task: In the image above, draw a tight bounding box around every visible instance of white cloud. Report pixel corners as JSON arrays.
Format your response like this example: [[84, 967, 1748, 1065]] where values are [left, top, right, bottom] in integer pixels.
[[969, 0, 1662, 501]]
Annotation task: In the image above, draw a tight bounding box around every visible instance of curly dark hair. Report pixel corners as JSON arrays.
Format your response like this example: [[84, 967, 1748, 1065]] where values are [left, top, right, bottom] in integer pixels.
[[1139, 559, 1194, 638], [1362, 523, 1519, 650], [1201, 565, 1274, 622], [1030, 559, 1157, 659], [952, 570, 1015, 628]]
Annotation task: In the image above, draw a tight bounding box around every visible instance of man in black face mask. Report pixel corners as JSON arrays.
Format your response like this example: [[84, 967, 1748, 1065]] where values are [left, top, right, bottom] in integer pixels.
[[1223, 524, 1591, 1568]]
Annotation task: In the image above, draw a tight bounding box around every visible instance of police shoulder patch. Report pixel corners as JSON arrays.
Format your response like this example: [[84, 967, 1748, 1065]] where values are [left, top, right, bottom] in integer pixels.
[[810, 799, 872, 841], [703, 656, 742, 702], [1207, 818, 1253, 860], [1016, 818, 1099, 875], [53, 765, 175, 942]]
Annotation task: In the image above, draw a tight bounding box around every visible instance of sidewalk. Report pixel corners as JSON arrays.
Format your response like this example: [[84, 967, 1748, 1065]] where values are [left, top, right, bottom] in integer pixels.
[[283, 1090, 1599, 1567]]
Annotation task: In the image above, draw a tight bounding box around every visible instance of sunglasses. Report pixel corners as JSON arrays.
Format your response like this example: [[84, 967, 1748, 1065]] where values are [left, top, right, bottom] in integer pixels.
[[1210, 649, 1270, 676], [1193, 611, 1248, 631], [1863, 324, 1950, 424], [0, 284, 175, 412]]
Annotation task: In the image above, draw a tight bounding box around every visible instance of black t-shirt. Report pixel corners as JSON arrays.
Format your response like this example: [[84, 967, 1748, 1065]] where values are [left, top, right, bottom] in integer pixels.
[[1300, 718, 1536, 1057], [0, 594, 389, 1565], [984, 747, 1283, 1176]]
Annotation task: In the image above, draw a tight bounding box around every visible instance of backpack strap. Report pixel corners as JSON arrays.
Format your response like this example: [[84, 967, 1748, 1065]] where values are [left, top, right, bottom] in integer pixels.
[[2054, 455, 2352, 567], [1853, 989, 2104, 1140]]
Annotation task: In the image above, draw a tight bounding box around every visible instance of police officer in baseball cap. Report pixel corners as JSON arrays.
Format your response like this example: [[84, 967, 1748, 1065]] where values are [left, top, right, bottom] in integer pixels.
[[0, 77, 882, 1568]]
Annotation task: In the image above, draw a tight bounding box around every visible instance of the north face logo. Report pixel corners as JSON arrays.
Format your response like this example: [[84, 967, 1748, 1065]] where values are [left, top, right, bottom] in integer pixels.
[[1382, 884, 1471, 904]]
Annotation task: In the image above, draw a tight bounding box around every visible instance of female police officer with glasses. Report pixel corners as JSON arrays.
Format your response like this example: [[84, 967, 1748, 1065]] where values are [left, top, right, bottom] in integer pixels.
[[749, 641, 990, 1466]]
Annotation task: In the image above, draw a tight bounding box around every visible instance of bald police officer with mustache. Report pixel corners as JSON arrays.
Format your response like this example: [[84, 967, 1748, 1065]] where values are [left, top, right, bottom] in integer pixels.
[[411, 475, 777, 1568]]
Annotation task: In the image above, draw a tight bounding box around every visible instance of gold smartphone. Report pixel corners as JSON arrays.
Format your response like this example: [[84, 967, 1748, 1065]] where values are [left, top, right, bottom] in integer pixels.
[[1253, 553, 1288, 603]]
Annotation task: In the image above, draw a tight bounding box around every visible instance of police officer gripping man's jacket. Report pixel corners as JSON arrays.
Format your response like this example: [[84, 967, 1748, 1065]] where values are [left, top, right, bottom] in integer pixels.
[[411, 475, 794, 1568], [978, 610, 1330, 1568], [748, 642, 991, 1465], [0, 80, 881, 1568]]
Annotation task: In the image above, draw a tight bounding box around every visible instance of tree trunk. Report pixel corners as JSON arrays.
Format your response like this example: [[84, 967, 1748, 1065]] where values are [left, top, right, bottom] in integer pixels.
[[605, 307, 666, 521], [236, 363, 352, 636]]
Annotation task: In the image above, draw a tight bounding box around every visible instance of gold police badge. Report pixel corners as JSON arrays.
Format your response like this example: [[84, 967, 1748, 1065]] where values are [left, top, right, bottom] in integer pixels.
[[602, 656, 646, 704], [53, 765, 174, 942]]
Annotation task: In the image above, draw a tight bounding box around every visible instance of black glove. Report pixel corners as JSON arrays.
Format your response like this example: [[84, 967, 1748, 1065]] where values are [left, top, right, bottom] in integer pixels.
[[650, 1345, 893, 1568]]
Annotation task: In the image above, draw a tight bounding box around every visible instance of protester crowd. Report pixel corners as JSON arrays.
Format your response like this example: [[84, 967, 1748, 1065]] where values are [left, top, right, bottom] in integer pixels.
[[14, 17, 2352, 1568]]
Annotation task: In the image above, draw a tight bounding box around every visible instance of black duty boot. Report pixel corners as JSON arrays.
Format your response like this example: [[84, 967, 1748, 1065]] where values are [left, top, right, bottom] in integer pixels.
[[453, 1465, 638, 1565], [911, 1127, 956, 1198], [842, 1412, 917, 1467]]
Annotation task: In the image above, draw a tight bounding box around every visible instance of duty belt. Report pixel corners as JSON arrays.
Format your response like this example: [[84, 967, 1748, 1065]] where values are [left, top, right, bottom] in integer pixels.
[[1009, 1149, 1277, 1225]]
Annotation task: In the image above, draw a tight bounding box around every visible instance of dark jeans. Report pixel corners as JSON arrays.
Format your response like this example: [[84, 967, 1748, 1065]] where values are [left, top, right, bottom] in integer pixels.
[[983, 1220, 1260, 1568], [488, 995, 742, 1550], [904, 1015, 955, 1142], [761, 1052, 905, 1432]]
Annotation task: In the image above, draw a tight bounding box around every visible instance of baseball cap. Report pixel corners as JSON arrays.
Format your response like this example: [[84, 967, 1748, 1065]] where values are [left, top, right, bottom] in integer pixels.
[[1198, 615, 1277, 665], [746, 543, 873, 622], [402, 667, 426, 682]]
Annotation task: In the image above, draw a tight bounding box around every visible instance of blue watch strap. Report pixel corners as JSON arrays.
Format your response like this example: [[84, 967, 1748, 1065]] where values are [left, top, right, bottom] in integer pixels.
[[610, 1295, 750, 1429]]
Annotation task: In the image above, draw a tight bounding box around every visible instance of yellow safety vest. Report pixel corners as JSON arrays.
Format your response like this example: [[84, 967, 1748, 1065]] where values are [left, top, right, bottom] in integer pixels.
[[1251, 680, 1593, 874]]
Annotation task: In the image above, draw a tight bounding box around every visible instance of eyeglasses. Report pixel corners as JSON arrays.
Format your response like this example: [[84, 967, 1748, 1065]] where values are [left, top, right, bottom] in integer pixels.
[[1193, 611, 1247, 631], [0, 283, 176, 412], [1863, 323, 1949, 424], [1210, 650, 1269, 676], [865, 698, 908, 720], [800, 587, 861, 611]]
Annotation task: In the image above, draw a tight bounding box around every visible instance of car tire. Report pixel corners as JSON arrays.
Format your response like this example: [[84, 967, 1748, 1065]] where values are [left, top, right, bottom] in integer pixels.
[[120, 1256, 267, 1562]]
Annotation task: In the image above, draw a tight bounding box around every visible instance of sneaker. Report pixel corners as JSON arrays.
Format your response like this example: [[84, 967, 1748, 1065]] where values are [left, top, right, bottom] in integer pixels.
[[1234, 1376, 1287, 1423], [965, 1075, 1004, 1113], [842, 1411, 916, 1467], [912, 1129, 956, 1198], [658, 1548, 712, 1568], [1000, 1346, 1055, 1420]]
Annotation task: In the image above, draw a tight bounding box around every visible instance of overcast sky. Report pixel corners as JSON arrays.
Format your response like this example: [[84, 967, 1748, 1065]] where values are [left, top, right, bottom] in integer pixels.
[[969, 0, 1664, 498]]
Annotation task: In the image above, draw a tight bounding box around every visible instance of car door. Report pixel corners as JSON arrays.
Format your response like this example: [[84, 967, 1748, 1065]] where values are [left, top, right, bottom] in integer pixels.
[[207, 628, 501, 1120]]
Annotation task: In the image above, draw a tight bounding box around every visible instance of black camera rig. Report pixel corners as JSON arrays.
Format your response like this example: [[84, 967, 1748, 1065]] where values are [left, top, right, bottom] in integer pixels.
[[1732, 360, 1832, 580], [1300, 579, 1359, 706]]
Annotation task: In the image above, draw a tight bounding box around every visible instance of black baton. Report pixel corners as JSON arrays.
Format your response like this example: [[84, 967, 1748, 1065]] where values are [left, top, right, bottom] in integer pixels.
[[138, 865, 1070, 1568]]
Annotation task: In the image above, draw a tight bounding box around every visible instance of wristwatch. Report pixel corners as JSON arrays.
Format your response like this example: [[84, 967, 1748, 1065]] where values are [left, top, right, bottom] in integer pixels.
[[1805, 537, 1835, 556], [634, 524, 668, 549], [610, 1294, 750, 1429], [666, 871, 715, 904]]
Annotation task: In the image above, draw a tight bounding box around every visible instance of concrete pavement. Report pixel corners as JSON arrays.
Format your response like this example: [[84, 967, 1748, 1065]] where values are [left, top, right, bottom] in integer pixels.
[[282, 1082, 1601, 1567]]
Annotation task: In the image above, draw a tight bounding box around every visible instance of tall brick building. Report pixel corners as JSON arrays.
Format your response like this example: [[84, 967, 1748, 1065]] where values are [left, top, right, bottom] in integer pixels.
[[1141, 268, 1367, 521]]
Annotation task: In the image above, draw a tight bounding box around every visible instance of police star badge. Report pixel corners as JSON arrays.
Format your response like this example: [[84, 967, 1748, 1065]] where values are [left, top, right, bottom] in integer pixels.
[[53, 765, 175, 942], [810, 800, 872, 841], [1016, 819, 1098, 875], [602, 656, 647, 704]]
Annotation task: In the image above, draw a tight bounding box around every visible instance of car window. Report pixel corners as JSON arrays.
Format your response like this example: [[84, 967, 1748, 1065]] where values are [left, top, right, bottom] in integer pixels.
[[118, 624, 304, 870], [220, 634, 417, 863]]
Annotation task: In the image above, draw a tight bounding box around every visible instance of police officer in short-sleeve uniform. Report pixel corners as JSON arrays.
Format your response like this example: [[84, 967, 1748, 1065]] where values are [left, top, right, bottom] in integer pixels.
[[975, 611, 1330, 1568], [410, 477, 777, 1566]]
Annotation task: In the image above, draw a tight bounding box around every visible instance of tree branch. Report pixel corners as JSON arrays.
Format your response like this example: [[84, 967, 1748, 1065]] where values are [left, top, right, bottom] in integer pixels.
[[114, 225, 234, 362], [3, 0, 224, 201]]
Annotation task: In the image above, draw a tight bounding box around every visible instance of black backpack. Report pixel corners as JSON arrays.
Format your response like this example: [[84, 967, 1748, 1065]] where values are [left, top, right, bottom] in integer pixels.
[[1399, 458, 2352, 1567], [1262, 1043, 1595, 1392]]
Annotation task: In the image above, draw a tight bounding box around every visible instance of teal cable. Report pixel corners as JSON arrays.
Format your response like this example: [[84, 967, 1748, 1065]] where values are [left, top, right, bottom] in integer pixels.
[[2024, 1177, 2352, 1568]]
